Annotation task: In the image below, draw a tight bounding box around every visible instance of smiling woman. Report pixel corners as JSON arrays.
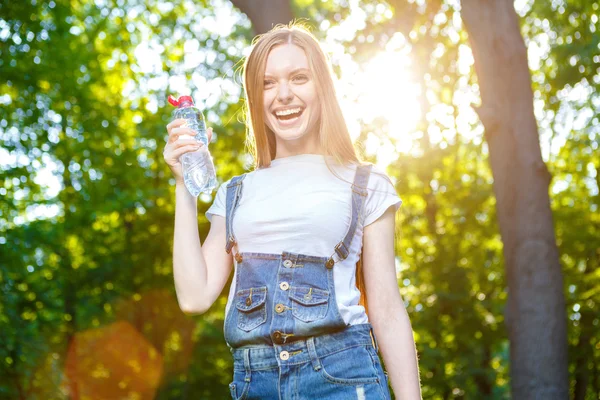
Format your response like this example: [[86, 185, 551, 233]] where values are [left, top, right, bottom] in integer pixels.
[[165, 21, 422, 400]]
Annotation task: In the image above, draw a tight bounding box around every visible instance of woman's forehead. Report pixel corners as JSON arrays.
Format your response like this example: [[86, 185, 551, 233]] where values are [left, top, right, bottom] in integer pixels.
[[265, 44, 309, 75]]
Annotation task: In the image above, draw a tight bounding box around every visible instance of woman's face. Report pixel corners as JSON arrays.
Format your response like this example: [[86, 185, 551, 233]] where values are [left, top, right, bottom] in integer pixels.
[[262, 44, 321, 143]]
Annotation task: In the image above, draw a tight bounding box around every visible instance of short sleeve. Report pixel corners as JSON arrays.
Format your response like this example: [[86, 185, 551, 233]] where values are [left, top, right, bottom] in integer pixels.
[[205, 179, 230, 223], [363, 166, 402, 227]]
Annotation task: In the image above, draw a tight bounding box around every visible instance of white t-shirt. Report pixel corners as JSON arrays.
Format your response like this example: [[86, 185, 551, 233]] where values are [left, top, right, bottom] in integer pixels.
[[205, 153, 402, 325]]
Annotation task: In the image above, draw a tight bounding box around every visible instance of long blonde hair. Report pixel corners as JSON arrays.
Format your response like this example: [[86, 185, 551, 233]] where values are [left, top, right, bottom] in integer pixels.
[[240, 22, 379, 313]]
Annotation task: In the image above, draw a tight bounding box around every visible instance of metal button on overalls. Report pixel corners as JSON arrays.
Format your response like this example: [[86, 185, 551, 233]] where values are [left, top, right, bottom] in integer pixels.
[[283, 259, 293, 267], [325, 258, 334, 268], [279, 281, 289, 290], [275, 303, 285, 313], [279, 351, 289, 360]]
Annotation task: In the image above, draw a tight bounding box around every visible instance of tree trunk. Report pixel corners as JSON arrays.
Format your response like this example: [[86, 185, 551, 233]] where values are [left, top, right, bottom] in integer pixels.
[[229, 0, 293, 35], [459, 0, 568, 398]]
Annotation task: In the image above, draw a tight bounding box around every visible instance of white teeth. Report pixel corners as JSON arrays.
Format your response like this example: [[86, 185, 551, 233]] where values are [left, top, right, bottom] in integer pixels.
[[275, 108, 302, 116]]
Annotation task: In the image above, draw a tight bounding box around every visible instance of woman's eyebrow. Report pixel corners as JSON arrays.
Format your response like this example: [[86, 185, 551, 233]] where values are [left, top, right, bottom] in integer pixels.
[[264, 68, 311, 77], [289, 68, 310, 74]]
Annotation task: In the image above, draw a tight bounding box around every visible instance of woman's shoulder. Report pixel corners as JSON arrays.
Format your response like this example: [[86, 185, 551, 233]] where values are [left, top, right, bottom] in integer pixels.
[[335, 161, 393, 185], [221, 169, 258, 184]]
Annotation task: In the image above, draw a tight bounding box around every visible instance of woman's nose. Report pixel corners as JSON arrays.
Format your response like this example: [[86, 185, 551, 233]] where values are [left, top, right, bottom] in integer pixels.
[[277, 82, 293, 103]]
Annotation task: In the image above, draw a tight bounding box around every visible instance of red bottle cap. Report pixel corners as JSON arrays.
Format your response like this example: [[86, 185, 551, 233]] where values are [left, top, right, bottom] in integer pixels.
[[167, 95, 195, 108]]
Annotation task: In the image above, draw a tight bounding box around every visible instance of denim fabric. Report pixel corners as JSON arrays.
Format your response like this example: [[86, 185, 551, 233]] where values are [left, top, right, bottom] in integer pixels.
[[223, 164, 392, 399], [223, 251, 347, 347], [228, 324, 391, 400]]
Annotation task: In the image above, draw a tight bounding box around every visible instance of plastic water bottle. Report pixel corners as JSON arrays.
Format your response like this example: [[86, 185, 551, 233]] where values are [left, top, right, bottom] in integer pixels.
[[168, 95, 217, 196]]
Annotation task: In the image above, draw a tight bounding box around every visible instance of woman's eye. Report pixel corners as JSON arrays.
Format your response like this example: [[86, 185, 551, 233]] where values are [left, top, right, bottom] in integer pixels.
[[292, 74, 308, 82], [264, 80, 274, 87]]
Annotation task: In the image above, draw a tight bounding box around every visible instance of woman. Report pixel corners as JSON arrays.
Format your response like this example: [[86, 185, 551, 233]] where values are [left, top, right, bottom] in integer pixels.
[[163, 23, 421, 399]]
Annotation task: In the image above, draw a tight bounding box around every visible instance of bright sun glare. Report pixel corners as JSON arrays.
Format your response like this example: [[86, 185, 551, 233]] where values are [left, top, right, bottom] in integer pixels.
[[338, 50, 422, 168]]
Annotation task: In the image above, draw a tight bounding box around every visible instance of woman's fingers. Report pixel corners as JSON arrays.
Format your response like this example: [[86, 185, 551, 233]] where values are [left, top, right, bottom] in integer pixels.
[[168, 142, 202, 160], [166, 119, 190, 142], [167, 127, 197, 143], [164, 139, 203, 157], [169, 128, 212, 145], [172, 138, 204, 149], [166, 121, 213, 151], [166, 118, 187, 132]]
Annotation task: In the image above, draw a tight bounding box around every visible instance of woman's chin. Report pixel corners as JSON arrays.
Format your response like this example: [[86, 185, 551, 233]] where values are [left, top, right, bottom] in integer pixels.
[[276, 130, 308, 141], [270, 121, 309, 140]]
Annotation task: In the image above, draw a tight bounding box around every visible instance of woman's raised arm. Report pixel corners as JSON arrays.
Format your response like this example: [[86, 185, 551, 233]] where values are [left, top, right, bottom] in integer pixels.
[[164, 120, 233, 314], [172, 186, 232, 314]]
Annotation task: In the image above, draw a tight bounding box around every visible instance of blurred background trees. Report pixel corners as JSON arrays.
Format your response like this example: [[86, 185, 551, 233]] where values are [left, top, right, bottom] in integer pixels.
[[1, 0, 598, 399]]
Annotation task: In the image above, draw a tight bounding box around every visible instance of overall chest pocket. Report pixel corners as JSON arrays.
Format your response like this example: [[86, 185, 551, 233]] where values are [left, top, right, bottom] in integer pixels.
[[289, 286, 329, 323], [235, 287, 267, 332]]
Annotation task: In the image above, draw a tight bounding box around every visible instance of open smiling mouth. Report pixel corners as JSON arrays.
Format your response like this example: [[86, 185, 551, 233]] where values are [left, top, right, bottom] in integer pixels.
[[274, 107, 304, 123]]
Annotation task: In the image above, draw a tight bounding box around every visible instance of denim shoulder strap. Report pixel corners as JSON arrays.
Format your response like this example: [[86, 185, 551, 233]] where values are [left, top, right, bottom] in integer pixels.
[[326, 163, 373, 268], [225, 173, 247, 255]]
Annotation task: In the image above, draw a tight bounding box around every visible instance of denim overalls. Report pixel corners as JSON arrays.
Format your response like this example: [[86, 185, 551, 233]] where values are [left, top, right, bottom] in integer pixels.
[[223, 163, 392, 399]]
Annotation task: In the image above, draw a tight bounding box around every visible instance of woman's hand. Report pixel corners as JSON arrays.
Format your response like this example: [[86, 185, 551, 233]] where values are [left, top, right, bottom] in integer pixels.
[[163, 118, 213, 184]]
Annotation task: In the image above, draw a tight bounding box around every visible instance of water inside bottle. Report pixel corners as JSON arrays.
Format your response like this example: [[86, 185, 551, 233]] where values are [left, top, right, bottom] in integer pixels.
[[181, 146, 217, 197]]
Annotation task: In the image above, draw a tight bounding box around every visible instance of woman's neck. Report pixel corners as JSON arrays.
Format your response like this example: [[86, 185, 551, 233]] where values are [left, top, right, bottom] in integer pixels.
[[274, 131, 323, 159]]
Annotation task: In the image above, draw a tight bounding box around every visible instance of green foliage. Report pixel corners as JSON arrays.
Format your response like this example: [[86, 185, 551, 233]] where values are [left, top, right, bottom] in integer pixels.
[[1, 0, 250, 398]]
